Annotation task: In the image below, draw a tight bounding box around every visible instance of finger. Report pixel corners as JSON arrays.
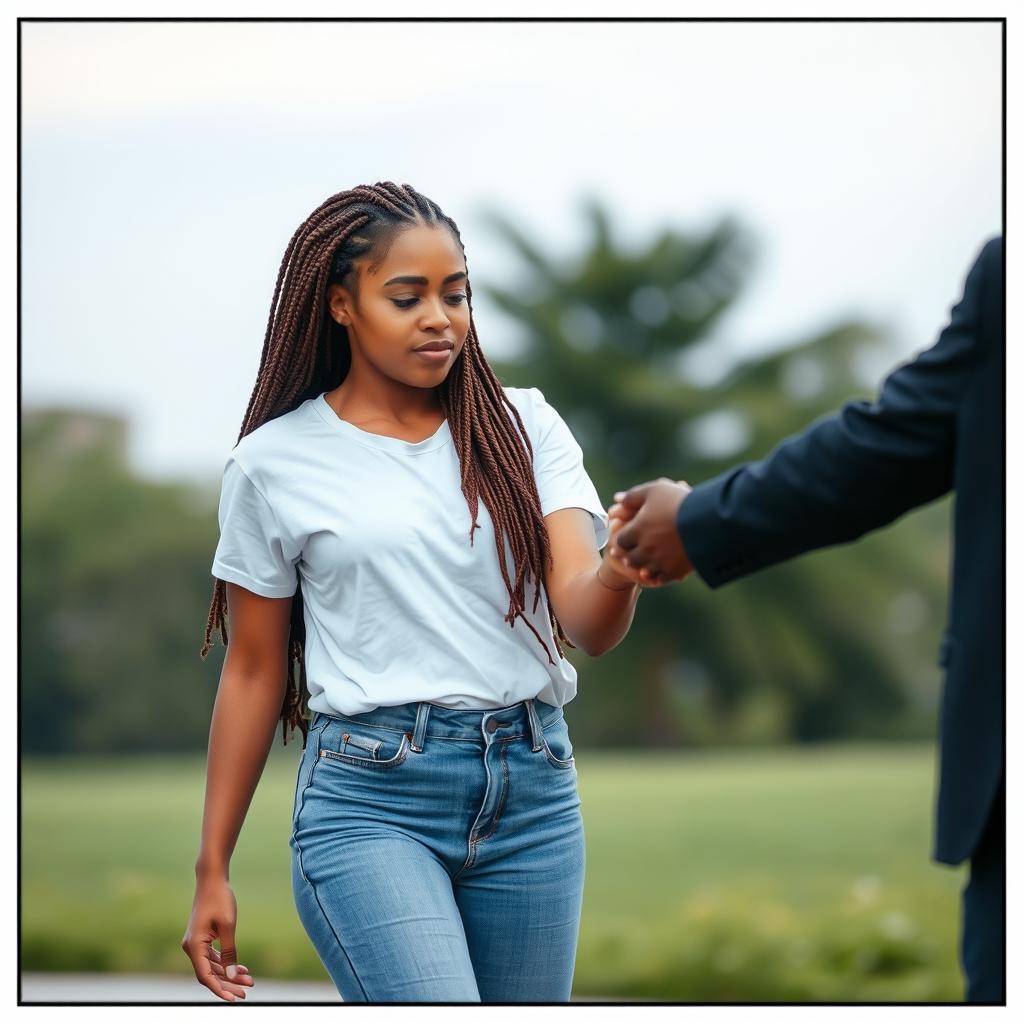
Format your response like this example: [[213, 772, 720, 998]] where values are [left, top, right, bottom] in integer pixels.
[[621, 547, 650, 571], [615, 522, 639, 552], [210, 947, 244, 968], [612, 483, 653, 509], [209, 948, 252, 976], [211, 960, 254, 985], [218, 948, 250, 998], [217, 927, 239, 979], [634, 563, 661, 586], [187, 940, 237, 1002], [608, 504, 638, 525], [222, 978, 252, 998], [216, 927, 245, 995], [210, 970, 251, 998], [601, 553, 647, 587]]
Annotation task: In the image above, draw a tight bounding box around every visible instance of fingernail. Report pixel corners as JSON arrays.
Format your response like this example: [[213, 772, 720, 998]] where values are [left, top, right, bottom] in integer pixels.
[[613, 491, 624, 500], [227, 965, 236, 979]]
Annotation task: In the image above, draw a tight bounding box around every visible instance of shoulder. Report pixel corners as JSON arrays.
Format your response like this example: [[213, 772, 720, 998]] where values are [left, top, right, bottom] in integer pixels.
[[500, 384, 540, 414], [499, 386, 587, 469], [223, 400, 317, 489], [964, 235, 1003, 303], [500, 385, 562, 437], [978, 235, 1002, 274]]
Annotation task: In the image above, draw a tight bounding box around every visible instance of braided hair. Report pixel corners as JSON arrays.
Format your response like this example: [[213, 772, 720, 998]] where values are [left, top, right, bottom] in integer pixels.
[[199, 182, 574, 747]]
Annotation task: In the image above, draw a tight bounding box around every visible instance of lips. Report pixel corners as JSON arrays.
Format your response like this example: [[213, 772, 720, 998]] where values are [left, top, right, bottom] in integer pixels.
[[414, 340, 455, 352]]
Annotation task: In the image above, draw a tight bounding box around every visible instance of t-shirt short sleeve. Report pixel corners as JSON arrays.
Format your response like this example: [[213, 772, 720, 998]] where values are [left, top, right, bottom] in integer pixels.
[[528, 387, 610, 550], [211, 455, 300, 598]]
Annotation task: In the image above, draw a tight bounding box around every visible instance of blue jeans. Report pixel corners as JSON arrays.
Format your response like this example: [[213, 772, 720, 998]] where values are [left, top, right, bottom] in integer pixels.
[[289, 697, 586, 1002]]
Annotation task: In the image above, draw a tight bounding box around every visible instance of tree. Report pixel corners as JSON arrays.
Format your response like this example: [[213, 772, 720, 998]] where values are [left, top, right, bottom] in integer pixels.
[[481, 199, 950, 746], [21, 408, 222, 753]]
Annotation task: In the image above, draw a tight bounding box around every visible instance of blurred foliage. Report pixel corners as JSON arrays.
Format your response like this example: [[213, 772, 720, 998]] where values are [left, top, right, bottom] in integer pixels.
[[21, 746, 964, 1000], [573, 884, 961, 1001], [480, 198, 951, 747], [21, 410, 222, 753], [20, 201, 951, 753]]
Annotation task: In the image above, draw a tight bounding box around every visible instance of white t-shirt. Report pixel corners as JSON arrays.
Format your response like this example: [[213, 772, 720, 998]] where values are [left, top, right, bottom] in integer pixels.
[[211, 386, 610, 715]]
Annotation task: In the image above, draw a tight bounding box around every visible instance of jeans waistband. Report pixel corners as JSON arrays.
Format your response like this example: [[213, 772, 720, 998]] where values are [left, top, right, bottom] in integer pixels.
[[311, 698, 561, 752]]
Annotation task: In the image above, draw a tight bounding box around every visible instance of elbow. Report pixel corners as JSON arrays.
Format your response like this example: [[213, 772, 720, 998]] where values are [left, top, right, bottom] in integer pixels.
[[565, 627, 604, 660], [581, 635, 619, 659]]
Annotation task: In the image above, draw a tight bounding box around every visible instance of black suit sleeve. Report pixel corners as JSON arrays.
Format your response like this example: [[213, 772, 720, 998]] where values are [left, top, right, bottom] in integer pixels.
[[676, 237, 999, 588]]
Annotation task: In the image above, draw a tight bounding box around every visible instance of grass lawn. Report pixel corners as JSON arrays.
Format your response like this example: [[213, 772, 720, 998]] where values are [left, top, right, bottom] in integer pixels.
[[21, 742, 966, 1001]]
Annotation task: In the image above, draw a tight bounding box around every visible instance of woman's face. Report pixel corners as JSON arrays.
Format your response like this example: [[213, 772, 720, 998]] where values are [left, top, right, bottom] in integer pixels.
[[327, 223, 470, 389]]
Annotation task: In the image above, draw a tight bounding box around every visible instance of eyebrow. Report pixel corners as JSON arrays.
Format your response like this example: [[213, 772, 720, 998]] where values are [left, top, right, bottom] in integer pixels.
[[382, 271, 468, 286]]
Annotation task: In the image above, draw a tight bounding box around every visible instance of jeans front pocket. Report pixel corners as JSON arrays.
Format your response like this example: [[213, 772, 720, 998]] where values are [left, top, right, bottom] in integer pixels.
[[316, 717, 411, 771], [338, 731, 384, 758], [540, 712, 575, 770]]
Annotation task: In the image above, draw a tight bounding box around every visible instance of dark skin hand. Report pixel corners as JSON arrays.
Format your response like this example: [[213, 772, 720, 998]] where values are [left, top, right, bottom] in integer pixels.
[[607, 478, 695, 586]]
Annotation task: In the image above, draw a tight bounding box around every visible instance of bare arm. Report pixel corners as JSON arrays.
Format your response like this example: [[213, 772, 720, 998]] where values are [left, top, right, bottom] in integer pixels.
[[182, 581, 293, 1001], [194, 582, 294, 877], [543, 507, 645, 658]]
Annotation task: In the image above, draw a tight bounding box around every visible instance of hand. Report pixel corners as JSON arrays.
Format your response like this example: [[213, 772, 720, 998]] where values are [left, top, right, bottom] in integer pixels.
[[607, 479, 691, 587], [598, 511, 649, 589], [181, 875, 254, 1002], [606, 478, 694, 584]]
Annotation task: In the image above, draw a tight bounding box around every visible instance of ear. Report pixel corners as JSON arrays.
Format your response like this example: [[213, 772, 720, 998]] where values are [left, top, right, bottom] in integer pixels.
[[327, 283, 354, 327]]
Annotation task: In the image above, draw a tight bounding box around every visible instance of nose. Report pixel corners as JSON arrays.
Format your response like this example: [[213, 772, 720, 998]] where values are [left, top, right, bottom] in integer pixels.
[[419, 296, 451, 331]]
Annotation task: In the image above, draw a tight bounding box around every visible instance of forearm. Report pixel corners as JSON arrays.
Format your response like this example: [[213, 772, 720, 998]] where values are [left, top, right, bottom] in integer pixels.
[[678, 242, 998, 589], [558, 564, 642, 658], [194, 663, 288, 880]]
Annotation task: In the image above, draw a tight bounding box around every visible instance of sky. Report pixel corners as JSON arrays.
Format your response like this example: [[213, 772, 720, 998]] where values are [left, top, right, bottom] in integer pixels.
[[20, 19, 1002, 487]]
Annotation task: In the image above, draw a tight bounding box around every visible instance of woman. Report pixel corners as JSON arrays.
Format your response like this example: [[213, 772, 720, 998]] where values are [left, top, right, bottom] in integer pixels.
[[181, 182, 649, 1003]]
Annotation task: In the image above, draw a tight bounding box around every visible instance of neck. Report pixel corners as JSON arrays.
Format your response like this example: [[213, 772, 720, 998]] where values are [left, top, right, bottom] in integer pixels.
[[326, 364, 443, 429]]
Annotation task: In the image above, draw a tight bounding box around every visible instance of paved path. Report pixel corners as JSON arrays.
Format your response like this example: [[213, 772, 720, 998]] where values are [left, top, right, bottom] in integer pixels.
[[20, 973, 626, 1003], [21, 973, 342, 1003]]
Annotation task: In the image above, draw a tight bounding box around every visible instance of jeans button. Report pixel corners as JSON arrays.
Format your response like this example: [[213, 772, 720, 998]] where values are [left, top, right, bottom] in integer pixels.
[[485, 719, 498, 733]]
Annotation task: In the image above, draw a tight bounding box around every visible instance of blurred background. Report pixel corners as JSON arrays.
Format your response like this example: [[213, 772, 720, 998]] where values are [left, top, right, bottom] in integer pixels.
[[21, 19, 1001, 1002]]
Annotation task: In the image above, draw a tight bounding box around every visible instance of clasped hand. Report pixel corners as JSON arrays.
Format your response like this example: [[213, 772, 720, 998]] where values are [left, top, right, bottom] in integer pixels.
[[601, 478, 695, 588]]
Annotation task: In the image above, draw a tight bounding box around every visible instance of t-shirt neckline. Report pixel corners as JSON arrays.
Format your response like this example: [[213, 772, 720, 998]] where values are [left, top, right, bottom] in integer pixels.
[[312, 392, 452, 455]]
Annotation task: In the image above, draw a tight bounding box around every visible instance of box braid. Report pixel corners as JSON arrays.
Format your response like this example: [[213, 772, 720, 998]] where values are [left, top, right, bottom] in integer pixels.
[[199, 182, 575, 747]]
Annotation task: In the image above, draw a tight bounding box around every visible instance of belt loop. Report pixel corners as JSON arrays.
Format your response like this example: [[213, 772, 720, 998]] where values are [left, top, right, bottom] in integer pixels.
[[410, 702, 431, 753], [525, 699, 544, 752]]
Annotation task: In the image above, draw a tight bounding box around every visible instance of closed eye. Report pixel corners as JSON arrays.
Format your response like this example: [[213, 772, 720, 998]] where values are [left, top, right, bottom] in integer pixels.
[[392, 294, 467, 310]]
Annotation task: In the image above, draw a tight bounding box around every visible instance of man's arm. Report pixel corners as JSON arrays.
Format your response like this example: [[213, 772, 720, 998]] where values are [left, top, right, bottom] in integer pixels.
[[678, 236, 1000, 588]]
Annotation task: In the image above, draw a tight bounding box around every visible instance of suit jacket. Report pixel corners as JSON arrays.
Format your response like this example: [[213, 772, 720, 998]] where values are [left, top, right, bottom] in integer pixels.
[[676, 237, 1004, 866]]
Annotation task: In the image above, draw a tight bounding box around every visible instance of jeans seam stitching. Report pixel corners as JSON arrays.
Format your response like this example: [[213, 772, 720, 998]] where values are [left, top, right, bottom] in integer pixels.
[[476, 739, 514, 844], [541, 733, 575, 769], [452, 732, 506, 881], [300, 870, 370, 1001], [320, 724, 524, 743], [291, 730, 322, 883]]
